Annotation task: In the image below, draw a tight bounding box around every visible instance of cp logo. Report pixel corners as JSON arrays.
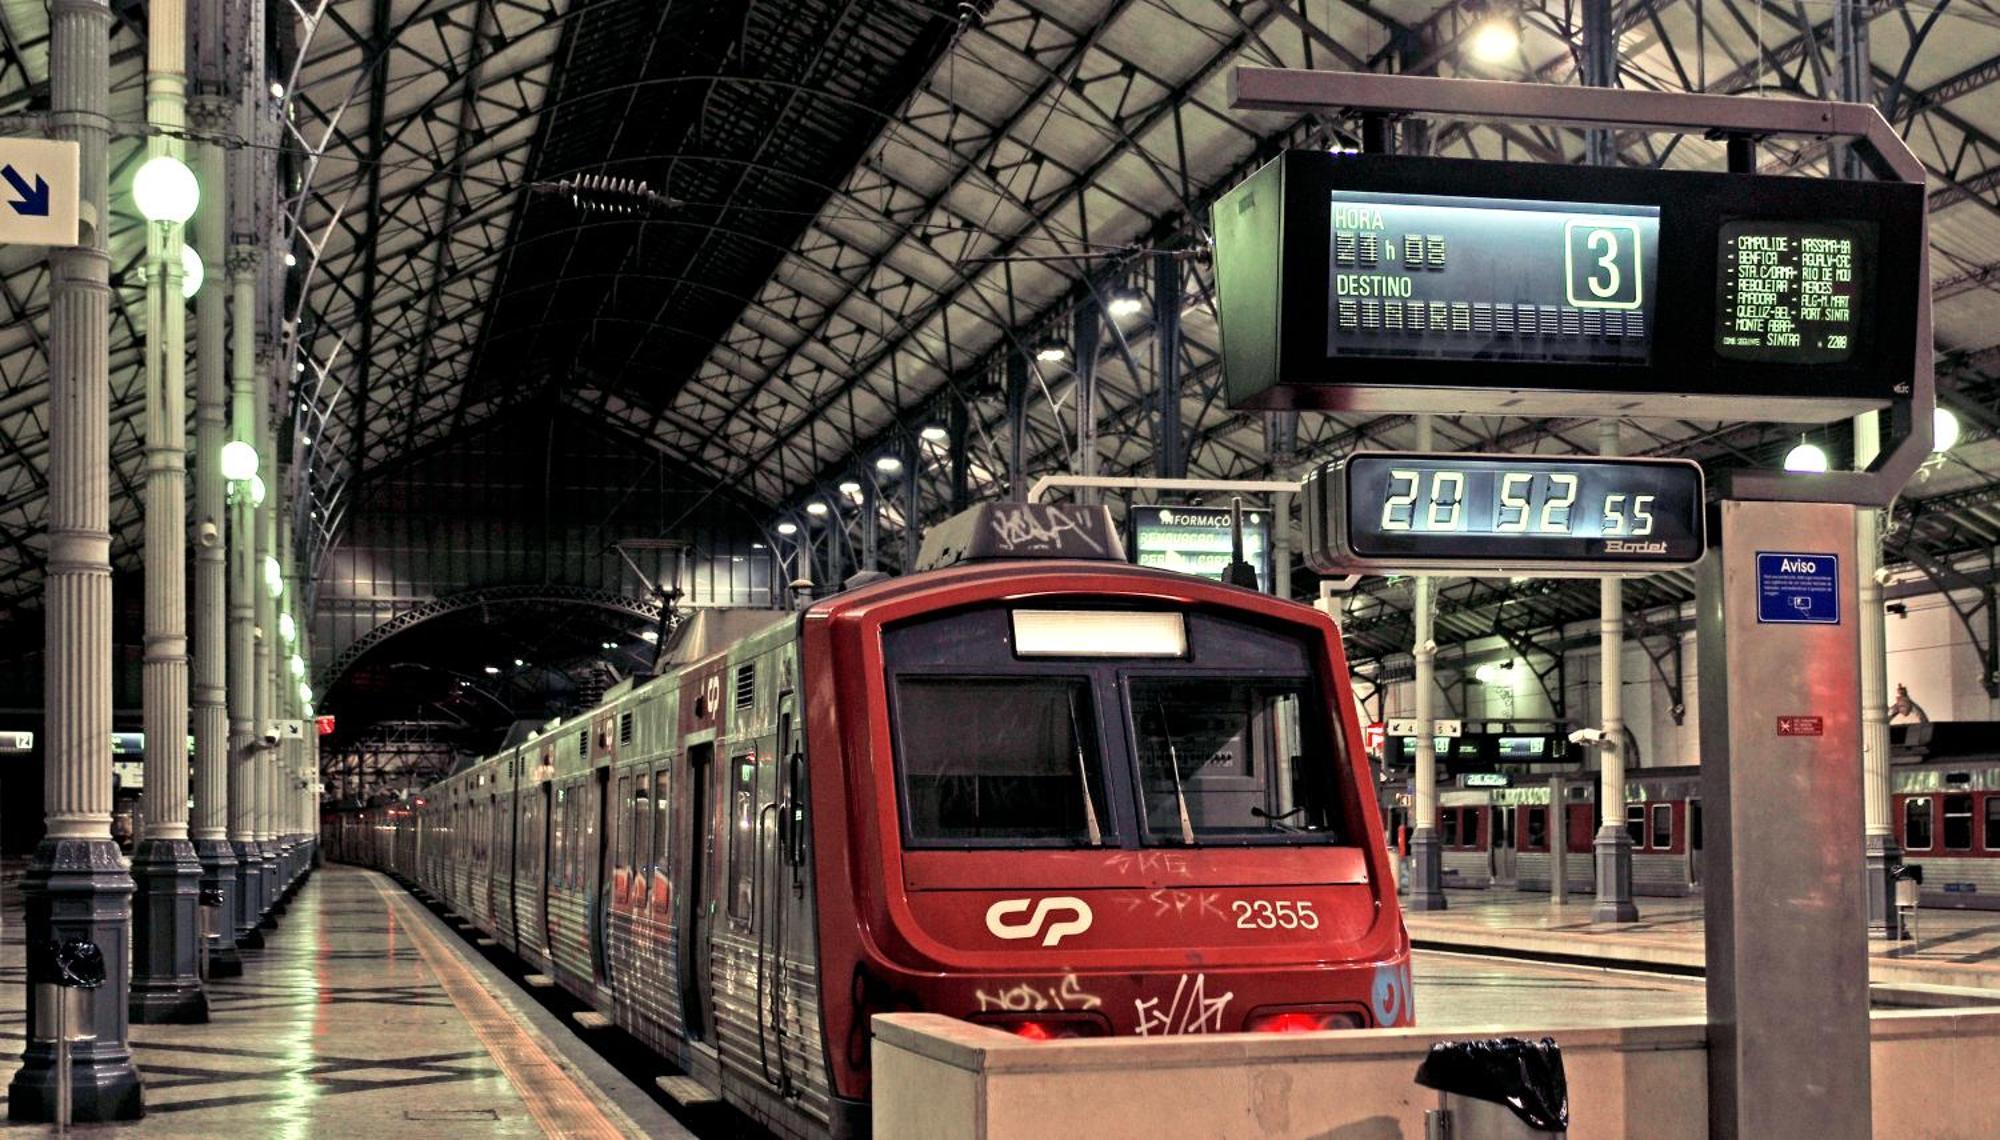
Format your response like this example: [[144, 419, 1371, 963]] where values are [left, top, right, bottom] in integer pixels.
[[985, 897, 1094, 948]]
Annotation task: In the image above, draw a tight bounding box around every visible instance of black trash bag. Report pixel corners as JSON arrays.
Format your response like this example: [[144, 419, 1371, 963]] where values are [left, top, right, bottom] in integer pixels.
[[1414, 1036, 1569, 1132], [49, 939, 106, 989], [1894, 862, 1924, 885], [199, 886, 226, 907]]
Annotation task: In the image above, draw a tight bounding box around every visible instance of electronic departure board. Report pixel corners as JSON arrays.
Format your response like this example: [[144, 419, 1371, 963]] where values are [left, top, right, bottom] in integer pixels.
[[1715, 220, 1871, 365], [1302, 453, 1706, 575], [1213, 151, 1927, 422], [1327, 192, 1660, 365]]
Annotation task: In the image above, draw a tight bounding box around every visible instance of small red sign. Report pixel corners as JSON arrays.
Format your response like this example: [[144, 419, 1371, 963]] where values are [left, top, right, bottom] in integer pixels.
[[1776, 716, 1824, 737], [314, 715, 336, 736]]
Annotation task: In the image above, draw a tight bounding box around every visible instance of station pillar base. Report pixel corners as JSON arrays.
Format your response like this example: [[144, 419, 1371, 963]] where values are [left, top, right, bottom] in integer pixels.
[[9, 837, 146, 1123], [1592, 827, 1639, 923], [258, 842, 281, 927], [1406, 828, 1448, 911], [195, 837, 243, 978], [232, 839, 265, 950], [129, 837, 209, 1024], [1866, 834, 1905, 940]]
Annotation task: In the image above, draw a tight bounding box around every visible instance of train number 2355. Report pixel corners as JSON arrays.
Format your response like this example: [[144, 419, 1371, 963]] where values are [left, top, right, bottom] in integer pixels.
[[1232, 899, 1320, 930]]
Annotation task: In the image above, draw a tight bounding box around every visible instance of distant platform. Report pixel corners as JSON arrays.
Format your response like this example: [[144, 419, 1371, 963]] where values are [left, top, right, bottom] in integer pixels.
[[1408, 890, 2000, 991], [0, 866, 687, 1137]]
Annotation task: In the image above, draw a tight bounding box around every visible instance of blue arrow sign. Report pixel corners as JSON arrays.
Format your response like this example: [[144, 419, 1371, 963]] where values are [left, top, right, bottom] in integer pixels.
[[1, 165, 47, 216]]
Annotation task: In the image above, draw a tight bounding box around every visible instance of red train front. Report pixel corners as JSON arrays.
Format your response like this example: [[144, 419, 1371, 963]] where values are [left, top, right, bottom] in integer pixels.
[[803, 504, 1412, 1114]]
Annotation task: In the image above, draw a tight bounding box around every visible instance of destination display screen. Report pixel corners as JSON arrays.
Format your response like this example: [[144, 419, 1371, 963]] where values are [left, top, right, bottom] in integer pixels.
[[1129, 504, 1270, 590], [1341, 453, 1705, 567], [1715, 219, 1871, 364], [1326, 191, 1660, 365]]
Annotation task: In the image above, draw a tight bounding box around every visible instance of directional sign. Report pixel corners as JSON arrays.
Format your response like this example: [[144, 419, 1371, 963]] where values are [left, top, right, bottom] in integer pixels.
[[0, 139, 77, 246], [1387, 718, 1461, 737], [1756, 552, 1840, 625]]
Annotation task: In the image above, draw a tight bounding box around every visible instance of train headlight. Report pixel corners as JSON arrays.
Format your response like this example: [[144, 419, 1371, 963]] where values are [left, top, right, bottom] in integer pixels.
[[969, 1012, 1108, 1041], [1244, 1006, 1366, 1033]]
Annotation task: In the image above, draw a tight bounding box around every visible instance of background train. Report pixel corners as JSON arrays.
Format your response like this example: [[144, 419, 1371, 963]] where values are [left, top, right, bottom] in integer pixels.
[[324, 504, 1412, 1140]]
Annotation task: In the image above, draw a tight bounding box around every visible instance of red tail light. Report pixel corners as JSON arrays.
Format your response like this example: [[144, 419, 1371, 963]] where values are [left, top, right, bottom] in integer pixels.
[[970, 1012, 1108, 1041], [1245, 1007, 1365, 1033]]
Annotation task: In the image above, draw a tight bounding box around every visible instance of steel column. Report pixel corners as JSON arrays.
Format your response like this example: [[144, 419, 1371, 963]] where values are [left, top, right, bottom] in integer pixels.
[[1855, 413, 1902, 937], [1593, 420, 1638, 922], [1072, 304, 1100, 505], [1406, 415, 1445, 911], [1006, 352, 1028, 502], [11, 0, 147, 1119], [1152, 252, 1184, 480]]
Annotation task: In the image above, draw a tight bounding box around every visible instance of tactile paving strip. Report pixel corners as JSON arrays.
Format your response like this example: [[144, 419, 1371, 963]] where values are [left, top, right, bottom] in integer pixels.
[[370, 876, 633, 1139]]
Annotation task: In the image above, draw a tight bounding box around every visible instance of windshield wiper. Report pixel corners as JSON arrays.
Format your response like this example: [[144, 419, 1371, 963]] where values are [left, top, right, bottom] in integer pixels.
[[1067, 689, 1103, 847], [1156, 700, 1197, 846]]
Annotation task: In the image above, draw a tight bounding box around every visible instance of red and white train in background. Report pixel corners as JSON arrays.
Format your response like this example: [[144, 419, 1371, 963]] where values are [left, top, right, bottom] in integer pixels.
[[324, 504, 1412, 1139]]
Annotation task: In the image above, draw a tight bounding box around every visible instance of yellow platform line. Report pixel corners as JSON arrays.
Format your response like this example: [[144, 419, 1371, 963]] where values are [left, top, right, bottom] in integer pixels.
[[369, 875, 635, 1139]]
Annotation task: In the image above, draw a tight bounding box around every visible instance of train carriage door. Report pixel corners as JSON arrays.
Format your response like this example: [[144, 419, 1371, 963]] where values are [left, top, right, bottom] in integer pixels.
[[590, 764, 612, 988], [683, 742, 717, 1043], [1491, 805, 1519, 886]]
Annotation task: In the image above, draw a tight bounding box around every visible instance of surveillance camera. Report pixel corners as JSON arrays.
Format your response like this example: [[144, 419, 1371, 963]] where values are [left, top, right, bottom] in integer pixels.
[[1567, 727, 1606, 745], [1421, 639, 1437, 654], [195, 519, 219, 548], [1873, 567, 1891, 586], [259, 725, 280, 746]]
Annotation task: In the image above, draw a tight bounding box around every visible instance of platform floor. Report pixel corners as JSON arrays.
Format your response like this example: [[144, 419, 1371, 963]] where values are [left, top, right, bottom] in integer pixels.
[[1408, 888, 2000, 989], [1412, 949, 1702, 1027], [0, 864, 688, 1138]]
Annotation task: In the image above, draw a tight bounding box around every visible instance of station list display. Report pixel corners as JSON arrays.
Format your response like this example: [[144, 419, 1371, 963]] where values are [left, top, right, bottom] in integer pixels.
[[1714, 220, 1870, 365], [1325, 191, 1661, 365]]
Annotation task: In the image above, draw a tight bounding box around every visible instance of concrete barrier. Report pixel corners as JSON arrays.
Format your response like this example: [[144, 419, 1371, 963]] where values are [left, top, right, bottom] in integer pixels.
[[874, 1006, 2000, 1139]]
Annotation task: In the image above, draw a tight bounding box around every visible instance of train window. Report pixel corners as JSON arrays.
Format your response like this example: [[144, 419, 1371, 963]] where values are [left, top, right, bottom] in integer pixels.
[[727, 755, 757, 922], [633, 783, 652, 886], [1904, 797, 1932, 851], [618, 775, 634, 873], [1944, 793, 1974, 851], [894, 676, 1113, 846], [654, 769, 672, 888], [1129, 677, 1339, 843], [1464, 808, 1482, 849], [1651, 803, 1673, 850], [1626, 805, 1647, 847], [1524, 807, 1548, 851], [1988, 798, 2000, 851], [1441, 810, 1459, 847]]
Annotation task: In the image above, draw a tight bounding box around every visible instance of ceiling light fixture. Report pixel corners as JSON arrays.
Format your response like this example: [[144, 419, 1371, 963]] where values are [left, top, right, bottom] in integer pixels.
[[1106, 286, 1145, 318], [1783, 438, 1830, 474]]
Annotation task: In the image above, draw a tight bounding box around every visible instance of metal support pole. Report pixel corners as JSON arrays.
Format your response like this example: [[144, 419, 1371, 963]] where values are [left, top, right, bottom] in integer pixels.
[[256, 443, 280, 925], [1582, 0, 1617, 167], [187, 51, 239, 974], [1833, 0, 1873, 180], [1269, 412, 1297, 598], [1153, 252, 1184, 480], [225, 245, 264, 949], [1594, 420, 1638, 922], [1006, 351, 1028, 502], [1407, 414, 1446, 911], [902, 435, 921, 572], [860, 478, 878, 571], [131, 0, 209, 1026], [1072, 302, 1100, 505], [948, 398, 970, 513], [11, 0, 146, 1119], [1551, 776, 1569, 905], [1855, 411, 1901, 937]]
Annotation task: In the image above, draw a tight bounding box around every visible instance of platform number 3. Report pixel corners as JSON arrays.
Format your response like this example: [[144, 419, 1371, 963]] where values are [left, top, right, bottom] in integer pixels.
[[1563, 219, 1644, 310]]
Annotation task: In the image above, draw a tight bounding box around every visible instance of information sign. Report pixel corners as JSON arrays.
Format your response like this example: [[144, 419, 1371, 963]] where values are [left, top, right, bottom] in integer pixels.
[[0, 139, 78, 247], [1128, 504, 1270, 589], [1328, 191, 1659, 365], [1756, 552, 1840, 625], [1463, 772, 1512, 788], [1716, 221, 1869, 364], [1212, 151, 1924, 421], [0, 730, 31, 753]]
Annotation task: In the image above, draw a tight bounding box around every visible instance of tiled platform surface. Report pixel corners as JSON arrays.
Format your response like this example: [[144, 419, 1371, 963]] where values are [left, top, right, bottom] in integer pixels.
[[0, 864, 685, 1137], [1408, 889, 2000, 990]]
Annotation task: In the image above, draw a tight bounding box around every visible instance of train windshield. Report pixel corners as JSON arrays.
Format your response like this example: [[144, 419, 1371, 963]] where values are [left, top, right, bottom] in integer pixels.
[[1130, 677, 1337, 843], [898, 676, 1114, 845]]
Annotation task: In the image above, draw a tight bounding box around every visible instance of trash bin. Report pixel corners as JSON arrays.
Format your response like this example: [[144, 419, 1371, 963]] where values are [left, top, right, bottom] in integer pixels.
[[33, 938, 104, 1129], [1893, 863, 1924, 944], [199, 886, 225, 981], [1415, 1036, 1569, 1138]]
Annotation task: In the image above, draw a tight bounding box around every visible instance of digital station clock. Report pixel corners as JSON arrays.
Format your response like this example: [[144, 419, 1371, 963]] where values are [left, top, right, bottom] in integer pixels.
[[1303, 452, 1706, 575]]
